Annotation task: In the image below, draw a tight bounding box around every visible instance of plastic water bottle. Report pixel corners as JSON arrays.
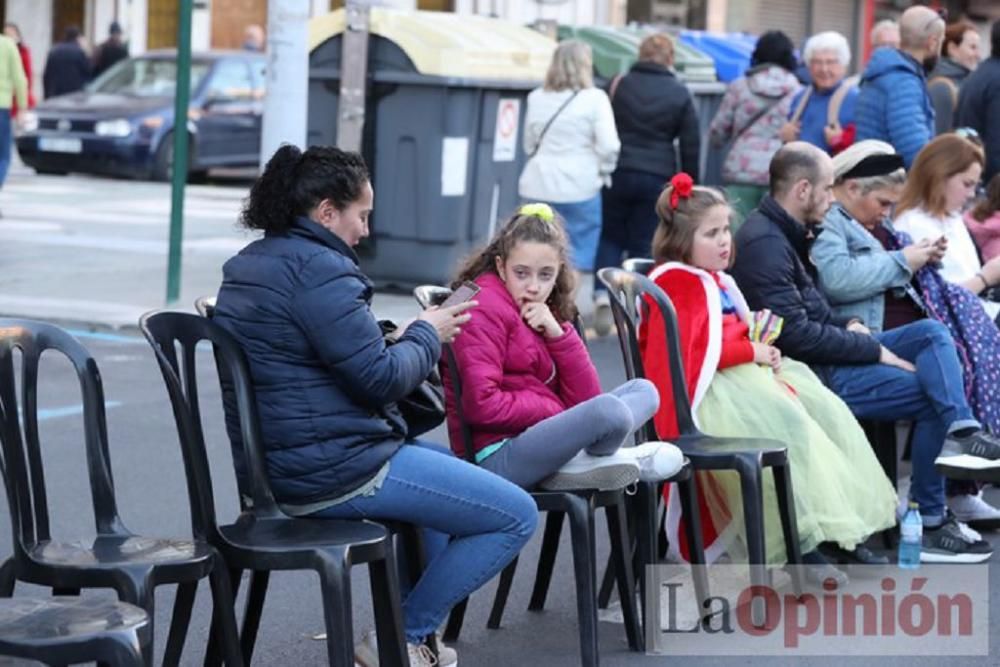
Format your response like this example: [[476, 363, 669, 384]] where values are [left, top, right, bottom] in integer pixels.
[[898, 501, 922, 569]]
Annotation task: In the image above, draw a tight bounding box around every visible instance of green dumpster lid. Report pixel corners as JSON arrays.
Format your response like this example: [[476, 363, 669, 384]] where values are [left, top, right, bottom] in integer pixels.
[[557, 25, 716, 83], [310, 8, 556, 81]]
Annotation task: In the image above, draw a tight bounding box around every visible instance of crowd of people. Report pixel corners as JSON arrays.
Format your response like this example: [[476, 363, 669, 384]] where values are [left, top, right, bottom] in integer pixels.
[[171, 7, 1000, 665]]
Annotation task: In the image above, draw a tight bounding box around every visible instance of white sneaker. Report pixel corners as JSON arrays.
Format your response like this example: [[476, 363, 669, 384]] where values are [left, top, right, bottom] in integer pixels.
[[593, 291, 613, 337], [540, 450, 640, 491], [948, 491, 1000, 529], [354, 630, 456, 667], [617, 441, 685, 482]]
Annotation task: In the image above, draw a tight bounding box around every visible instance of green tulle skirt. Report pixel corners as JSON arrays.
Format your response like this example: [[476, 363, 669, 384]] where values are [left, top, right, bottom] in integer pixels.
[[694, 358, 898, 564]]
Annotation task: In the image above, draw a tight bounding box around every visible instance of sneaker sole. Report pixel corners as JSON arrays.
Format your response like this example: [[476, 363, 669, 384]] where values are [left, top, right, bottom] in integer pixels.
[[539, 464, 640, 492], [919, 550, 994, 564], [935, 454, 1000, 469]]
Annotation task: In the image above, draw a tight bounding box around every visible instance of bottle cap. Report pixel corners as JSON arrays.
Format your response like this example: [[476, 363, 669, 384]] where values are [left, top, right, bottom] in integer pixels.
[[908, 501, 919, 509]]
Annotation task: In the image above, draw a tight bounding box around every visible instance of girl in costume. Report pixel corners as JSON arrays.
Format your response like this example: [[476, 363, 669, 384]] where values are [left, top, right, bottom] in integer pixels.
[[639, 173, 897, 583], [442, 203, 683, 491]]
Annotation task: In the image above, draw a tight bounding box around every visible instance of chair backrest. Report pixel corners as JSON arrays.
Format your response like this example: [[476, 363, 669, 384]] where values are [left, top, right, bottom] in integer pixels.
[[622, 258, 655, 276], [140, 311, 284, 527], [0, 319, 125, 558], [412, 286, 479, 466], [596, 268, 698, 436]]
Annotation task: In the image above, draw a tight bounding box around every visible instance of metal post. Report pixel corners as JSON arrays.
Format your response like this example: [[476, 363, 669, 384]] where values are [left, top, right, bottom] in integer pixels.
[[166, 0, 193, 306], [261, 0, 310, 166], [337, 0, 372, 152]]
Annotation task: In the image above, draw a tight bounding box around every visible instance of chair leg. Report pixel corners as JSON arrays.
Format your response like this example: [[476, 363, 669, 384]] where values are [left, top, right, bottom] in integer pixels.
[[487, 555, 518, 629], [317, 557, 356, 667], [597, 552, 616, 609], [207, 556, 245, 667], [204, 568, 243, 667], [241, 570, 270, 665], [442, 597, 467, 643], [528, 511, 564, 611], [772, 462, 804, 596], [565, 495, 599, 667], [676, 475, 710, 621], [735, 456, 769, 629], [632, 481, 658, 619], [162, 581, 198, 667], [117, 573, 156, 667], [105, 628, 148, 667], [369, 546, 407, 667], [606, 496, 641, 651], [0, 558, 14, 597]]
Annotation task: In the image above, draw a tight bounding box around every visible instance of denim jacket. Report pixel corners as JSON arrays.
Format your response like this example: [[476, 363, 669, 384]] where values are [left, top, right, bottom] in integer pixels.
[[811, 203, 913, 333]]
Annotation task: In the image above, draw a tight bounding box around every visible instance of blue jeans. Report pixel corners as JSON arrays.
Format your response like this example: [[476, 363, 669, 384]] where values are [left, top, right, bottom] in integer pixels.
[[310, 440, 538, 643], [593, 169, 664, 294], [819, 320, 979, 521], [0, 109, 11, 188], [546, 194, 602, 271]]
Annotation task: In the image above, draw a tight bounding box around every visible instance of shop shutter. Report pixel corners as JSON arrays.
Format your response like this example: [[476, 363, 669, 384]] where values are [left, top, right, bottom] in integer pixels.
[[755, 0, 808, 47]]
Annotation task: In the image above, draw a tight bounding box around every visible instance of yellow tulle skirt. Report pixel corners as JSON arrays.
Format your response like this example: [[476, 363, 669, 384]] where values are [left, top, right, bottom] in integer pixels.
[[694, 358, 898, 564]]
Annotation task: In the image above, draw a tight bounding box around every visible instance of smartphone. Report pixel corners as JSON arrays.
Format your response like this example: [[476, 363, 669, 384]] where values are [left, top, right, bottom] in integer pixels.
[[440, 281, 481, 308]]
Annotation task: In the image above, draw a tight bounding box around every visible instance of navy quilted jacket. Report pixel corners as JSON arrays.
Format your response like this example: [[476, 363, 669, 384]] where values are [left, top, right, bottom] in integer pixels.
[[214, 216, 441, 505], [855, 48, 934, 167]]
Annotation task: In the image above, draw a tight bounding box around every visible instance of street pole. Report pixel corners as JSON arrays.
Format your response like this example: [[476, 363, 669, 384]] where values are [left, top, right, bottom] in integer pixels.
[[166, 0, 193, 305], [261, 0, 310, 167]]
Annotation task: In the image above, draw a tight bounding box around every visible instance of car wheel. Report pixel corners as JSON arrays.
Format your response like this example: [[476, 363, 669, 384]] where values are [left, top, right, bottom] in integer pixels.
[[34, 168, 68, 176], [152, 132, 199, 183]]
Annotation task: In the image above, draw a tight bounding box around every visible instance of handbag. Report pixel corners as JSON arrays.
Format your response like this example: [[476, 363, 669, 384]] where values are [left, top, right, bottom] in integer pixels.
[[379, 320, 446, 438]]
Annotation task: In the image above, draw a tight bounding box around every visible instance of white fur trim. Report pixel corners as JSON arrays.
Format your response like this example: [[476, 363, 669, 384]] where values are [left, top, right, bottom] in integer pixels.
[[664, 482, 737, 564]]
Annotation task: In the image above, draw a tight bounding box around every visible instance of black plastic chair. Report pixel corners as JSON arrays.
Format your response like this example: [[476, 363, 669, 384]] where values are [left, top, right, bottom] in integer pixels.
[[0, 596, 149, 665], [0, 318, 244, 667], [598, 267, 805, 606], [413, 285, 641, 665], [139, 310, 408, 667]]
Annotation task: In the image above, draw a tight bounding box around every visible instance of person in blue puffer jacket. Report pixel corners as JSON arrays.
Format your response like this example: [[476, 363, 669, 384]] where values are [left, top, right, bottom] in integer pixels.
[[855, 5, 946, 167], [213, 144, 537, 667]]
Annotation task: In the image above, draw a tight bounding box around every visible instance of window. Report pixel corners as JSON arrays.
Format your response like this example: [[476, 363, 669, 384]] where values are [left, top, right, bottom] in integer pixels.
[[206, 60, 254, 101]]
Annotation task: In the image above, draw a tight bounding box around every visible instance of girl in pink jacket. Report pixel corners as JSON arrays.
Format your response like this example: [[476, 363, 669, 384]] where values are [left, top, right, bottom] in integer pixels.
[[442, 204, 683, 491], [965, 174, 1000, 262]]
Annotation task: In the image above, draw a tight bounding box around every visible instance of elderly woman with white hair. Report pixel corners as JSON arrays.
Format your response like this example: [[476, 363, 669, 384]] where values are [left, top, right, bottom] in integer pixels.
[[780, 31, 858, 155], [519, 40, 620, 274], [812, 139, 1000, 530]]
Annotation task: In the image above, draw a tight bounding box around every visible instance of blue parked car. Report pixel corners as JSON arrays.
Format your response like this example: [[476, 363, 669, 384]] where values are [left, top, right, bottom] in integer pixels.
[[16, 49, 266, 181]]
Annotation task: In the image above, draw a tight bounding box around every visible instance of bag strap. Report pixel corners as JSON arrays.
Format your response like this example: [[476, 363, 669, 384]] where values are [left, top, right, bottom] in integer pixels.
[[928, 76, 959, 111], [789, 85, 812, 125], [735, 92, 787, 142], [608, 73, 623, 101], [826, 77, 858, 128], [528, 89, 580, 159]]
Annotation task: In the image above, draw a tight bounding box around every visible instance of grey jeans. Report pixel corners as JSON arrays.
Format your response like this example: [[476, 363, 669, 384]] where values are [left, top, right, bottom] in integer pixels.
[[480, 378, 660, 489]]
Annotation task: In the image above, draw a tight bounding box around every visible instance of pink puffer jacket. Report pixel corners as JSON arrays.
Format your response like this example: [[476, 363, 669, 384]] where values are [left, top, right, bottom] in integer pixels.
[[441, 272, 602, 460]]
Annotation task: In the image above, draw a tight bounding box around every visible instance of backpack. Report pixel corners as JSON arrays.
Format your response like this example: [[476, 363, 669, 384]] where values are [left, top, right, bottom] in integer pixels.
[[927, 76, 960, 111], [790, 76, 858, 134]]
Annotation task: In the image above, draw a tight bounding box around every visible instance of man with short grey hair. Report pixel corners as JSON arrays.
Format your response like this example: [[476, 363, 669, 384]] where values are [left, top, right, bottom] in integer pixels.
[[855, 6, 945, 166], [732, 142, 1000, 564]]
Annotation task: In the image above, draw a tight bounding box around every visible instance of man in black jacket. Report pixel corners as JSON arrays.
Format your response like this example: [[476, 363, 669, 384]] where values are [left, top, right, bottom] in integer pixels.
[[957, 20, 1000, 183], [92, 21, 128, 79], [732, 141, 1000, 564], [42, 26, 90, 99]]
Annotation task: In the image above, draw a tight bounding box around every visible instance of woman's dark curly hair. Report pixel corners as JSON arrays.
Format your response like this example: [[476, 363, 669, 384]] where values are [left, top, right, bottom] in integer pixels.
[[239, 144, 369, 233], [452, 208, 578, 322], [750, 30, 797, 73]]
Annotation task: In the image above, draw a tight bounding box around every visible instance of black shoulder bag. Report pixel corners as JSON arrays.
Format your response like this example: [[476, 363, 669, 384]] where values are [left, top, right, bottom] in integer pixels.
[[379, 320, 446, 438]]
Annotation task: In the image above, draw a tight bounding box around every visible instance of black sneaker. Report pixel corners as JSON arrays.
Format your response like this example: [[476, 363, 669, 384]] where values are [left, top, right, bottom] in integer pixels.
[[921, 515, 993, 563], [935, 430, 1000, 470]]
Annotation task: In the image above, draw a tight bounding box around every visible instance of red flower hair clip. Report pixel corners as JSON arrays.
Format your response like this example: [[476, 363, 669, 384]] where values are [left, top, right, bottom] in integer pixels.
[[668, 172, 694, 209]]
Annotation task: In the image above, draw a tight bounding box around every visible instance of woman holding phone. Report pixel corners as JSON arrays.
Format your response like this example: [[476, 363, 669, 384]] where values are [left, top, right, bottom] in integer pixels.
[[213, 145, 538, 667]]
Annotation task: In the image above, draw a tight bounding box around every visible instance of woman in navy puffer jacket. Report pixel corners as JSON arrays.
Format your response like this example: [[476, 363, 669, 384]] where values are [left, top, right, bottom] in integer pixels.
[[214, 145, 537, 666]]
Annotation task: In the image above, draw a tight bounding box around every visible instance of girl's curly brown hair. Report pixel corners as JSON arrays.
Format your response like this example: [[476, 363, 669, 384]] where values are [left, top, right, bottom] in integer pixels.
[[452, 209, 578, 322]]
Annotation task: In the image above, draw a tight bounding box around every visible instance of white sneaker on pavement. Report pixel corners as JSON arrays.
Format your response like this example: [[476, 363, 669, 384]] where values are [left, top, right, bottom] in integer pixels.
[[354, 630, 457, 667], [948, 491, 1000, 530]]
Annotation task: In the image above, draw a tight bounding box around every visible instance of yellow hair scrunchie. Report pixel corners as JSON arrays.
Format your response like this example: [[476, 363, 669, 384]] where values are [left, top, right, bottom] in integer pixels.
[[518, 202, 555, 223]]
